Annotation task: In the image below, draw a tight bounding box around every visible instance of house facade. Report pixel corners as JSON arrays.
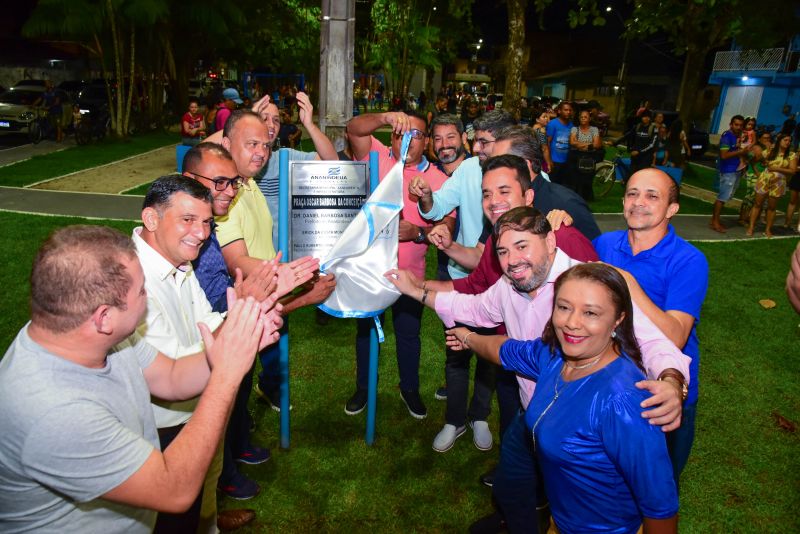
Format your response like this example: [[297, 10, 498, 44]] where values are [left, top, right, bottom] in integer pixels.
[[708, 36, 800, 134]]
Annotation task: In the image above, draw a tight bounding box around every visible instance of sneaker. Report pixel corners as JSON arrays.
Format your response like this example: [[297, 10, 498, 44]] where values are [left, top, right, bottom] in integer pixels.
[[479, 466, 497, 488], [434, 385, 447, 400], [218, 472, 261, 500], [254, 383, 292, 412], [432, 423, 466, 452], [345, 389, 368, 415], [400, 389, 427, 419], [470, 420, 493, 451], [235, 444, 271, 465]]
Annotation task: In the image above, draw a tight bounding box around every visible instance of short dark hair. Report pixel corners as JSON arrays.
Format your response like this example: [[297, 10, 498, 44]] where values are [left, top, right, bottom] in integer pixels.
[[404, 109, 428, 127], [492, 206, 550, 244], [482, 154, 532, 193], [639, 110, 652, 119], [541, 263, 644, 372], [431, 113, 465, 136], [493, 125, 542, 174], [31, 226, 137, 333], [223, 109, 262, 138], [730, 114, 745, 124], [473, 109, 516, 136], [183, 142, 234, 175], [556, 100, 573, 112], [143, 175, 213, 215], [188, 97, 199, 106]]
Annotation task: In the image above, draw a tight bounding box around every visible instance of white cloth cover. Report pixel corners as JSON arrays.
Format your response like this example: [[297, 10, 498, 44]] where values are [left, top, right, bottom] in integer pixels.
[[318, 140, 408, 318]]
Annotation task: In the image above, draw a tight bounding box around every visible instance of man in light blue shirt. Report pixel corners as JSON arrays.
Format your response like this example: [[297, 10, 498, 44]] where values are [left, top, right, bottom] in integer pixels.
[[411, 110, 516, 279]]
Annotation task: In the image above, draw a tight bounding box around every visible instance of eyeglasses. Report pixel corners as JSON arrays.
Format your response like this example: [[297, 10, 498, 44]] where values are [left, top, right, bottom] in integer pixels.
[[190, 172, 244, 191], [474, 137, 496, 147], [395, 128, 427, 140]]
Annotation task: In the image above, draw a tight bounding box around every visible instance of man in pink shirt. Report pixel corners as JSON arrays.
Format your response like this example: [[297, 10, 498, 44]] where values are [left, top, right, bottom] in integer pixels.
[[343, 110, 455, 418], [387, 206, 690, 532]]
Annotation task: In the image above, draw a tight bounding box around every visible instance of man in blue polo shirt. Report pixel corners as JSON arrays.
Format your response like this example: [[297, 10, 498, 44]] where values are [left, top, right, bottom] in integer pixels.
[[545, 100, 573, 186], [594, 167, 708, 484], [710, 114, 746, 233]]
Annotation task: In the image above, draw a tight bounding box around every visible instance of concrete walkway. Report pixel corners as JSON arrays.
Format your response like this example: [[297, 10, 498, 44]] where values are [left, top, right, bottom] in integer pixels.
[[0, 186, 142, 221], [2, 184, 797, 241]]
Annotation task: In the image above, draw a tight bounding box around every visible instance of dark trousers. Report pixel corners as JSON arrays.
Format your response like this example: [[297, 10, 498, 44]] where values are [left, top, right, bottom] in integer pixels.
[[492, 412, 541, 534], [219, 362, 255, 485], [495, 366, 522, 443], [666, 400, 697, 487], [258, 336, 282, 394], [444, 323, 496, 426], [153, 424, 203, 534], [549, 161, 568, 186], [356, 295, 423, 391]]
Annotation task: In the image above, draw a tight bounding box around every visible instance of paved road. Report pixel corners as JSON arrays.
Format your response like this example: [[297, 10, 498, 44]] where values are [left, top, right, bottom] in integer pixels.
[[0, 135, 75, 167], [2, 185, 797, 242]]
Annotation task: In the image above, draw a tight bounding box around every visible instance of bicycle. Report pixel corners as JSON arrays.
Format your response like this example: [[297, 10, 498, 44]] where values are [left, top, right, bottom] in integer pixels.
[[593, 146, 631, 198], [28, 108, 54, 145], [75, 108, 110, 145]]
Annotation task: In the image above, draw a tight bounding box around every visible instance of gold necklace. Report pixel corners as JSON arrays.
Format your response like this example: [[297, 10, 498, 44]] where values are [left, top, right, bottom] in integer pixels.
[[563, 354, 603, 370]]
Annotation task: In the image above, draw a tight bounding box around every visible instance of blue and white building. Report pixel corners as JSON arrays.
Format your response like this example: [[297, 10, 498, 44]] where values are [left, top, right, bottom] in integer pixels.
[[708, 36, 800, 134]]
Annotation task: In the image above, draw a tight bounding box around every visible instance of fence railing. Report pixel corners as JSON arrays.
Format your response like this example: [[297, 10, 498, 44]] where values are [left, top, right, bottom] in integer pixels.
[[712, 48, 785, 72]]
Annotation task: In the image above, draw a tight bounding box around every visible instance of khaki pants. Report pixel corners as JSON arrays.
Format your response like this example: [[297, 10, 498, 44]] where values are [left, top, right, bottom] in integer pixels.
[[197, 438, 224, 534]]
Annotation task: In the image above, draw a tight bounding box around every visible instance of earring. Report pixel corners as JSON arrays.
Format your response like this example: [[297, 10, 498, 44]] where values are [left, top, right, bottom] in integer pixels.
[[611, 331, 617, 339]]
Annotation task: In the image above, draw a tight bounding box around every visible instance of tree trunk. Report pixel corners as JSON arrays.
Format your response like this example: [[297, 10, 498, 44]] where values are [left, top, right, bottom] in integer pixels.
[[123, 26, 135, 136], [504, 0, 526, 120], [676, 47, 705, 127], [107, 0, 124, 137]]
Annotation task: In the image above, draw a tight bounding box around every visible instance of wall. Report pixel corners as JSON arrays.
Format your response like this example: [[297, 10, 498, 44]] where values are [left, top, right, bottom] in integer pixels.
[[758, 86, 800, 129]]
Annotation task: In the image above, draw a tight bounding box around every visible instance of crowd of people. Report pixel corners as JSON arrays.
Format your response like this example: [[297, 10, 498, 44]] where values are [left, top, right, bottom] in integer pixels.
[[710, 114, 799, 236], [2, 85, 800, 534]]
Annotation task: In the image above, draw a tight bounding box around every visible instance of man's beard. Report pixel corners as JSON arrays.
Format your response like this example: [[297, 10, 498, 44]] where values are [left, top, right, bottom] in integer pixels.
[[507, 259, 550, 293], [436, 144, 464, 164]]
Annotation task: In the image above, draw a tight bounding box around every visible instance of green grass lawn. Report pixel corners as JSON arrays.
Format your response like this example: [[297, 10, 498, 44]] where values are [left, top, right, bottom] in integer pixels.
[[0, 131, 177, 188], [1, 210, 798, 532]]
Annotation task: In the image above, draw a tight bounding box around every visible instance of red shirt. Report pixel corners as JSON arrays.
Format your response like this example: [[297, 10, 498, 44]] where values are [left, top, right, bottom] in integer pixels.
[[362, 137, 454, 279], [181, 112, 204, 137], [452, 226, 598, 296]]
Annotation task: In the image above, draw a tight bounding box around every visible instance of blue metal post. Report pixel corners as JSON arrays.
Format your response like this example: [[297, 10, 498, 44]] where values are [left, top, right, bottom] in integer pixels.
[[278, 149, 291, 449], [365, 150, 381, 445]]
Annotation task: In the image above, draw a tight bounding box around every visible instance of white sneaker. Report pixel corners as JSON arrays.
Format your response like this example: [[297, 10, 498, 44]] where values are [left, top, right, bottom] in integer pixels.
[[432, 424, 466, 452], [470, 420, 493, 451]]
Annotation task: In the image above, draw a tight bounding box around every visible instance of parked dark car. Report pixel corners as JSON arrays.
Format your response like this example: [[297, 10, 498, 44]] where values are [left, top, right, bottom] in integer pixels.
[[14, 79, 47, 88], [75, 84, 111, 138], [651, 110, 710, 159], [58, 80, 87, 101]]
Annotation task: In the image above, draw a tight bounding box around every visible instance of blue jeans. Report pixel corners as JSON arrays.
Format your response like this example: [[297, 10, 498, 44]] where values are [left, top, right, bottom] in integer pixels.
[[495, 366, 522, 443], [492, 412, 540, 534], [355, 295, 423, 391], [666, 400, 697, 486]]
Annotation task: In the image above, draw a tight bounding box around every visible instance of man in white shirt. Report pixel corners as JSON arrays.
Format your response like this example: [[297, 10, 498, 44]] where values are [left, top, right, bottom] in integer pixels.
[[0, 224, 280, 533], [135, 175, 245, 533]]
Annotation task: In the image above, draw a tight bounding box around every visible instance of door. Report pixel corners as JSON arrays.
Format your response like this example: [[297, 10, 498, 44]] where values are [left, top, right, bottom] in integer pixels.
[[717, 85, 763, 134]]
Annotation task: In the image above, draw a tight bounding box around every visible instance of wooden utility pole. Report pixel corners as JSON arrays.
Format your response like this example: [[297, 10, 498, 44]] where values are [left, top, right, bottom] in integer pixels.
[[319, 0, 355, 151]]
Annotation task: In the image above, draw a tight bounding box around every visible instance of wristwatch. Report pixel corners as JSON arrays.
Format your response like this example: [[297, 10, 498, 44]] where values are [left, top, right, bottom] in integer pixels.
[[413, 226, 426, 244], [658, 370, 688, 402]]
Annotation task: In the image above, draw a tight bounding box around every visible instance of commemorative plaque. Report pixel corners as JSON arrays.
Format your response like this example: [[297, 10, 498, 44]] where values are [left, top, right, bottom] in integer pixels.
[[289, 161, 369, 261]]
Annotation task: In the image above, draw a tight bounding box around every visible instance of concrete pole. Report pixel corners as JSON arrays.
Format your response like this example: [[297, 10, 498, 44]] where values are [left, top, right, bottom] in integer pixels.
[[319, 0, 355, 152]]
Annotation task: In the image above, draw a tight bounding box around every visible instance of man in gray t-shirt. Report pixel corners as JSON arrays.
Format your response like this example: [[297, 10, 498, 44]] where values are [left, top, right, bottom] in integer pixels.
[[0, 225, 281, 532]]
